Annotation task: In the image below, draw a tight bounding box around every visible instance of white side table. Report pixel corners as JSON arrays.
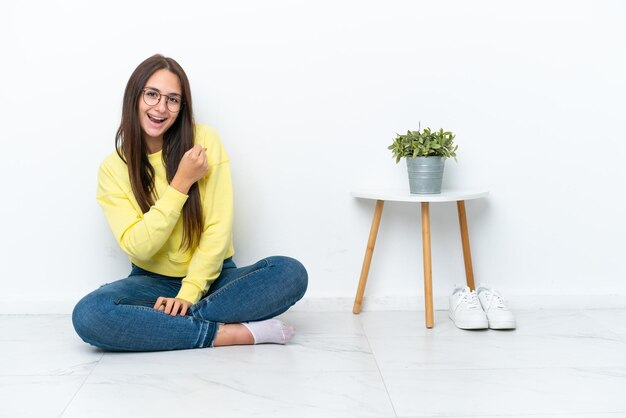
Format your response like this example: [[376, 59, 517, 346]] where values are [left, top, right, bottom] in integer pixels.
[[351, 189, 489, 328]]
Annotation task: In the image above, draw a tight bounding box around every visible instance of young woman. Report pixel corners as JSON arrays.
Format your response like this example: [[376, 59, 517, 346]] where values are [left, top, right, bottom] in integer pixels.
[[72, 54, 307, 351]]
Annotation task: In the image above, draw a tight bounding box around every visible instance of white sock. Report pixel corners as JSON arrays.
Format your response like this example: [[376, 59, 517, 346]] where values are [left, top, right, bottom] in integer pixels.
[[241, 319, 295, 344]]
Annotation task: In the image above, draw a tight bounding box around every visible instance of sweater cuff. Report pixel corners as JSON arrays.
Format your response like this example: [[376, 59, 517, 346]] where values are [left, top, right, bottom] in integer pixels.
[[163, 185, 189, 209], [176, 282, 203, 305]]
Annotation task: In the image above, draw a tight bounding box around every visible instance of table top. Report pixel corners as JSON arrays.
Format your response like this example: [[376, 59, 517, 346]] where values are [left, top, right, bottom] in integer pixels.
[[351, 188, 489, 202]]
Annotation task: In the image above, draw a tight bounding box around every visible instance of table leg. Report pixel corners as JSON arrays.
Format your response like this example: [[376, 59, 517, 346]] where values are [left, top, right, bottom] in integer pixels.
[[421, 202, 434, 328], [457, 200, 476, 290], [353, 200, 385, 314]]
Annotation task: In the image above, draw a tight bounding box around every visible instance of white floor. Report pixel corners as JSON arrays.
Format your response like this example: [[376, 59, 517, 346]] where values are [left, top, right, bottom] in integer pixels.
[[2, 309, 626, 418]]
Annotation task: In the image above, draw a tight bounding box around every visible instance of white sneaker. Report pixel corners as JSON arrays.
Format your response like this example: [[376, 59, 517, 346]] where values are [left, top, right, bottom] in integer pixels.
[[476, 284, 516, 329], [448, 286, 488, 329]]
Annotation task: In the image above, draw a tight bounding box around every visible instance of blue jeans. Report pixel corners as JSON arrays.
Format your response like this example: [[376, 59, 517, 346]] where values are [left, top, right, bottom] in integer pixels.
[[72, 256, 307, 352]]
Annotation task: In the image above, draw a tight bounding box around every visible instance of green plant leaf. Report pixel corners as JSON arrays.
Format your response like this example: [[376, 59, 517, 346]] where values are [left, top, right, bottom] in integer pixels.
[[389, 124, 457, 161]]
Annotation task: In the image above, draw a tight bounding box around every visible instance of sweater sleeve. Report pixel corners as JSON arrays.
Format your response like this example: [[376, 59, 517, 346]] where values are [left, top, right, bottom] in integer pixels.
[[175, 159, 234, 304], [96, 161, 189, 261]]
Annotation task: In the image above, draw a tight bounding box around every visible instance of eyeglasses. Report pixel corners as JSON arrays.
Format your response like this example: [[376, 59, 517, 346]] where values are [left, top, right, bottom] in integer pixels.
[[141, 88, 183, 112]]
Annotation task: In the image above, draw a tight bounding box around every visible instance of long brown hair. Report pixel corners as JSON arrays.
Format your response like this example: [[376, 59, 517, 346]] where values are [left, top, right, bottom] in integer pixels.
[[115, 54, 202, 252]]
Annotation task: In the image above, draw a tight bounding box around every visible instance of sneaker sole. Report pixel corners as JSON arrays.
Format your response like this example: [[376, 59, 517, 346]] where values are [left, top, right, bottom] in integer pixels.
[[449, 313, 488, 330], [488, 321, 516, 330]]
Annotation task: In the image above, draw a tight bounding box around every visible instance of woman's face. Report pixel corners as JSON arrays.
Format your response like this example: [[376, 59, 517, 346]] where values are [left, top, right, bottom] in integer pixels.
[[138, 69, 182, 144]]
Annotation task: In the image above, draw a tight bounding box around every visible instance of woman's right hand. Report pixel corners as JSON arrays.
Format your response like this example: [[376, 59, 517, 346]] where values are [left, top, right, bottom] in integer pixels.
[[170, 144, 209, 194]]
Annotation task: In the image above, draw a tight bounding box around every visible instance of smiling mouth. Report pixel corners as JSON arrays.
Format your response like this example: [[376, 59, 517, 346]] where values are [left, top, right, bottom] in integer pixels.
[[148, 114, 167, 124]]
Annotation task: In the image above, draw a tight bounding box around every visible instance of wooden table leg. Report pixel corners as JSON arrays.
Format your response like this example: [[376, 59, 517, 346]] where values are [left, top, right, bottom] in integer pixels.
[[421, 202, 434, 328], [457, 200, 476, 290], [353, 200, 385, 314]]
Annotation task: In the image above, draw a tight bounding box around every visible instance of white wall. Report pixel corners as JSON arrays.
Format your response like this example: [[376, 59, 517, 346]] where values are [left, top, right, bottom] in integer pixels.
[[1, 0, 625, 313]]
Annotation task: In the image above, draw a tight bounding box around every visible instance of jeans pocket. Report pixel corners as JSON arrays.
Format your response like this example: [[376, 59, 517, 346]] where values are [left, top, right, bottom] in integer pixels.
[[114, 296, 156, 308]]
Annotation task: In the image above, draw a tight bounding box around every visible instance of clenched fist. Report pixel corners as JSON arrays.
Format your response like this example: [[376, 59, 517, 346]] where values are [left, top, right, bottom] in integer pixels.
[[170, 144, 209, 194]]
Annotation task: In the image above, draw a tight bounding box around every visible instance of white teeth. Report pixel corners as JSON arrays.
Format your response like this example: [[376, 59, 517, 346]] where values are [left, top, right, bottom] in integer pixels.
[[149, 115, 165, 122]]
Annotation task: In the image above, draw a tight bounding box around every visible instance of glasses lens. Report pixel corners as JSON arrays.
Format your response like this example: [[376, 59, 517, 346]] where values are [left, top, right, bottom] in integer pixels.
[[143, 89, 160, 106], [167, 97, 182, 112]]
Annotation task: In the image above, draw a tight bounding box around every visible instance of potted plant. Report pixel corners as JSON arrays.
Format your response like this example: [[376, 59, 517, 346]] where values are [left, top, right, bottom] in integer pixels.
[[388, 125, 457, 194]]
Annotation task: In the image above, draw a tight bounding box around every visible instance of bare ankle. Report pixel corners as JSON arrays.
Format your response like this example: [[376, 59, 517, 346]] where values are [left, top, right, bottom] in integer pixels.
[[213, 323, 255, 347]]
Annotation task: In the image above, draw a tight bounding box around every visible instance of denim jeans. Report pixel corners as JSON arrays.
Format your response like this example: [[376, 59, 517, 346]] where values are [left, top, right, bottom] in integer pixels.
[[72, 256, 307, 352]]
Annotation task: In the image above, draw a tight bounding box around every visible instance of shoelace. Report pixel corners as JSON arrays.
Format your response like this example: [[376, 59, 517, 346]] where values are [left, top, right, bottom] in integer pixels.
[[455, 289, 481, 310], [481, 290, 506, 310]]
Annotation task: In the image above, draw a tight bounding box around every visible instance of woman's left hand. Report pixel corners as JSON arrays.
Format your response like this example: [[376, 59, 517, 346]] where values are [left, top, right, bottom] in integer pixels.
[[154, 297, 192, 317]]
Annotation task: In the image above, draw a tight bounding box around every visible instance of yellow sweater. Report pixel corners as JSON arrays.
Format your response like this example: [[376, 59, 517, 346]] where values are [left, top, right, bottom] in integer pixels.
[[96, 124, 235, 304]]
